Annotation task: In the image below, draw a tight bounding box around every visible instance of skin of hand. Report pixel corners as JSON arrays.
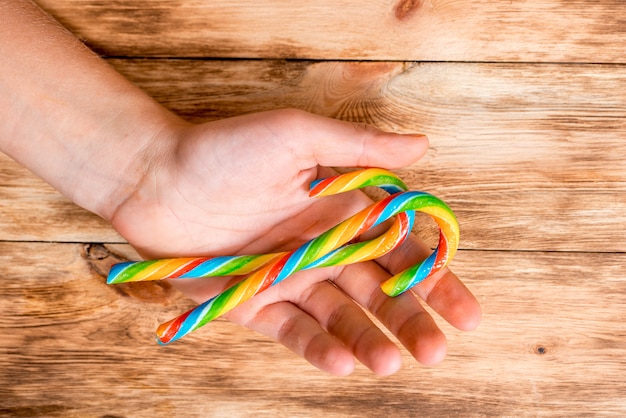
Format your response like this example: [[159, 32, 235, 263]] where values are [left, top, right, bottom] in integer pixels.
[[1, 1, 481, 376], [110, 110, 482, 376]]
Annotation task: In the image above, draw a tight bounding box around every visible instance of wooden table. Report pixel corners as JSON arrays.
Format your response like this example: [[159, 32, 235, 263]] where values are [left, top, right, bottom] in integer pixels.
[[2, 1, 625, 416]]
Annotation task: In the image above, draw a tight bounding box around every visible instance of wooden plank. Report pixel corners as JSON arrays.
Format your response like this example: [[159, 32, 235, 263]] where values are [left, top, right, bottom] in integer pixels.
[[36, 0, 626, 62], [2, 61, 625, 252], [107, 59, 626, 253], [0, 152, 123, 243], [1, 242, 625, 416]]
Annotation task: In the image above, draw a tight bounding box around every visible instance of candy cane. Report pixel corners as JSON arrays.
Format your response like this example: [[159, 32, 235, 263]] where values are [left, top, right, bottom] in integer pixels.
[[107, 168, 459, 344]]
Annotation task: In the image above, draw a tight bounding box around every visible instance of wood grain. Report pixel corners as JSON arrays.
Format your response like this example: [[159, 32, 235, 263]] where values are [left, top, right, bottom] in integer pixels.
[[36, 0, 626, 62], [2, 60, 625, 252], [1, 242, 625, 416], [0, 153, 122, 243], [4, 2, 625, 416]]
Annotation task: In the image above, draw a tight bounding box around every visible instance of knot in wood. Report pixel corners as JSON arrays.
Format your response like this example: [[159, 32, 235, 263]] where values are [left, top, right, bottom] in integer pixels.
[[394, 0, 423, 21]]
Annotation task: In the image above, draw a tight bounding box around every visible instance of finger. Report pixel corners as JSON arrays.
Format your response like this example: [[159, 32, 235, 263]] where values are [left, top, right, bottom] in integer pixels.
[[378, 235, 482, 332], [413, 267, 482, 332], [271, 109, 429, 169], [333, 261, 448, 366], [225, 266, 401, 375], [233, 300, 356, 376], [292, 279, 402, 376]]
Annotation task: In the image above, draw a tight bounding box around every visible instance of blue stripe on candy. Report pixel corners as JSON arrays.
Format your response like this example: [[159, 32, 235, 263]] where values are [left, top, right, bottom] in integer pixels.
[[178, 256, 233, 278], [380, 184, 406, 194], [179, 297, 215, 341], [309, 178, 324, 190], [393, 247, 438, 296], [373, 192, 424, 228], [415, 250, 437, 281], [275, 241, 311, 284]]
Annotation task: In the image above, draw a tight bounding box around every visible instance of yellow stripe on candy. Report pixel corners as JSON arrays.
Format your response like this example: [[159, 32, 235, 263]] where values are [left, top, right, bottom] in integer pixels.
[[132, 258, 200, 281]]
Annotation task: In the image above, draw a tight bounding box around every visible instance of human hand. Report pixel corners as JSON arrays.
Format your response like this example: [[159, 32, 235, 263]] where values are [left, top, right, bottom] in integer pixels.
[[0, 2, 479, 375], [109, 109, 481, 376]]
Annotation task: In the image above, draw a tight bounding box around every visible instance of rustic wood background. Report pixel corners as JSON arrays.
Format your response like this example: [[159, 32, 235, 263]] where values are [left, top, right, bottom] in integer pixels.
[[2, 1, 625, 416]]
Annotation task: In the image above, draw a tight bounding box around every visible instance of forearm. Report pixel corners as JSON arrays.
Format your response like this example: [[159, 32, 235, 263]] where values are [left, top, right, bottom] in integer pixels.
[[0, 0, 181, 220]]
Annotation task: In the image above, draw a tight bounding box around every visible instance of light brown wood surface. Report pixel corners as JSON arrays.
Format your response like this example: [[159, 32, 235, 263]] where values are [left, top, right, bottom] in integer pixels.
[[2, 242, 625, 417], [36, 0, 626, 62], [2, 1, 626, 416]]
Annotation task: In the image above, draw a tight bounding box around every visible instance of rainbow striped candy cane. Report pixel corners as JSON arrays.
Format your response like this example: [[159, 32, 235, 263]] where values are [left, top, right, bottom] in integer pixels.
[[107, 168, 459, 345]]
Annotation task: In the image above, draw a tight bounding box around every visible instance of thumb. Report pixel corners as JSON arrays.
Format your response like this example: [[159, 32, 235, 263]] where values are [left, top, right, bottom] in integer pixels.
[[288, 110, 429, 169]]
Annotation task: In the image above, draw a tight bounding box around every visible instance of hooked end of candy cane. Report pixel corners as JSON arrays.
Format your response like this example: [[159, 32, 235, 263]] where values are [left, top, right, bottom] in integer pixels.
[[309, 168, 408, 198]]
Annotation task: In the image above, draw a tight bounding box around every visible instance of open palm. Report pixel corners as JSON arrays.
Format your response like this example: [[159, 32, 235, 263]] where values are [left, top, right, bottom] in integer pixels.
[[110, 109, 481, 376]]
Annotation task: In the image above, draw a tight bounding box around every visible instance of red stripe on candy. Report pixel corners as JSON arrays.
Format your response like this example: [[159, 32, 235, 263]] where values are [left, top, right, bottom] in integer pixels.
[[309, 177, 336, 197], [258, 253, 291, 293], [169, 258, 209, 278], [157, 309, 192, 344]]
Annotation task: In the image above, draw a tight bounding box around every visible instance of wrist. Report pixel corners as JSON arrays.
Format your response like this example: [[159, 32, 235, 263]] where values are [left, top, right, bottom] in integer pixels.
[[75, 104, 186, 222]]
